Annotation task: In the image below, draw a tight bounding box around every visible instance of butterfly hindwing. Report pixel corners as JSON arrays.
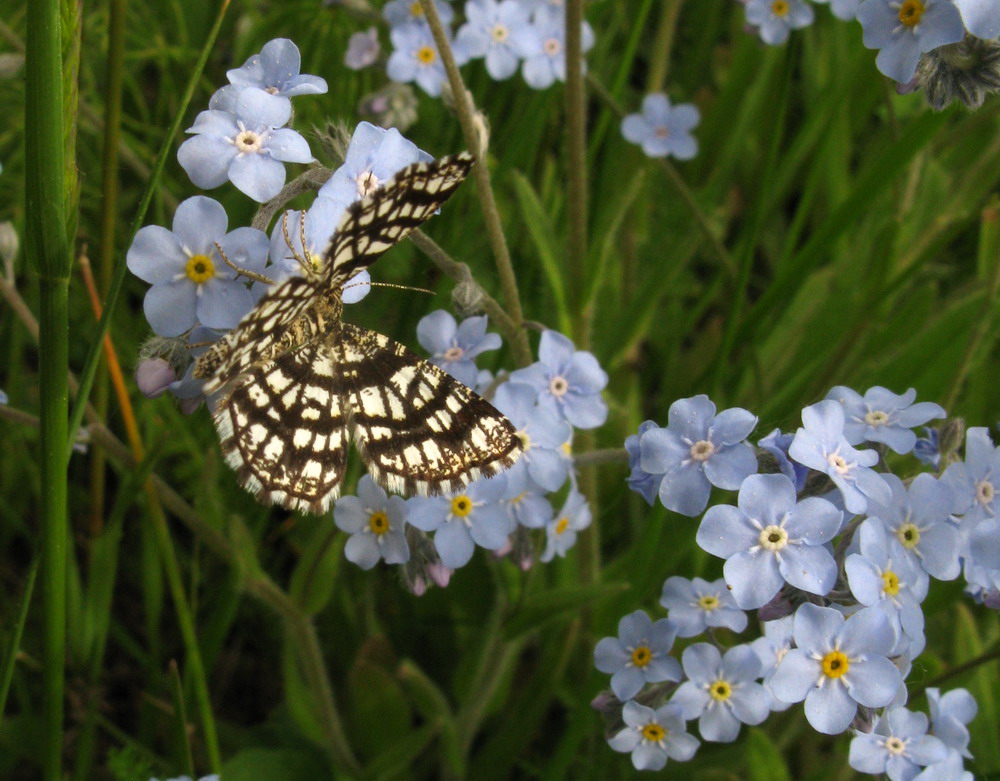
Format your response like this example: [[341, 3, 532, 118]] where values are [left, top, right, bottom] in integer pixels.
[[336, 323, 522, 497], [214, 342, 348, 514]]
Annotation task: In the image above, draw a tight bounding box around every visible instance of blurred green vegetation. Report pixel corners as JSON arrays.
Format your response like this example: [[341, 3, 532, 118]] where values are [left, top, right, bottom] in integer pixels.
[[1, 0, 999, 778]]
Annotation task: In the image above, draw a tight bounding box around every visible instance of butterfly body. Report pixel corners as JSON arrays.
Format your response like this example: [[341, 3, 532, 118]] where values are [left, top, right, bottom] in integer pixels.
[[192, 154, 522, 514]]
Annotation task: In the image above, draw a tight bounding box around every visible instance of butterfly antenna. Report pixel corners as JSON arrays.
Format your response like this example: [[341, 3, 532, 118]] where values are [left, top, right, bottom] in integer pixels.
[[279, 212, 314, 276], [342, 280, 436, 296]]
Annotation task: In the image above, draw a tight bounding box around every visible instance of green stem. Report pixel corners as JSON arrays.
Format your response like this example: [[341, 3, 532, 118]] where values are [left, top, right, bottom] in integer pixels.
[[25, 0, 70, 777], [565, 0, 589, 346], [417, 0, 532, 367]]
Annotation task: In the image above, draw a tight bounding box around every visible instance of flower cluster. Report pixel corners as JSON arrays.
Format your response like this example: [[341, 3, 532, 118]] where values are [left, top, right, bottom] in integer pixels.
[[600, 385, 989, 774], [333, 322, 608, 584], [740, 0, 1000, 104], [353, 0, 595, 96]]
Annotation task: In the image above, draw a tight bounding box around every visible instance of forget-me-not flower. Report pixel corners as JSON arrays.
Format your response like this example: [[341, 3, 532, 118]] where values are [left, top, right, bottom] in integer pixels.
[[768, 603, 901, 734], [751, 614, 795, 711], [210, 38, 328, 119], [758, 428, 809, 492], [334, 476, 410, 569], [856, 0, 966, 83], [520, 5, 595, 89], [670, 643, 770, 742], [607, 701, 700, 771], [127, 196, 269, 336], [453, 0, 538, 79], [659, 576, 748, 637], [942, 426, 1000, 569], [594, 610, 682, 701], [503, 487, 553, 529], [697, 473, 842, 609], [416, 310, 502, 388], [384, 0, 454, 29], [625, 420, 661, 505], [745, 0, 815, 45], [491, 381, 572, 494], [345, 28, 381, 70], [866, 473, 960, 581], [926, 687, 977, 758], [177, 98, 313, 202], [788, 399, 892, 515], [407, 476, 512, 568], [387, 23, 450, 97], [638, 395, 758, 517], [317, 122, 432, 205], [540, 489, 591, 561], [621, 94, 700, 160], [913, 751, 974, 780], [849, 707, 949, 779], [914, 426, 941, 468], [826, 385, 946, 455], [508, 330, 608, 429], [954, 0, 1000, 38]]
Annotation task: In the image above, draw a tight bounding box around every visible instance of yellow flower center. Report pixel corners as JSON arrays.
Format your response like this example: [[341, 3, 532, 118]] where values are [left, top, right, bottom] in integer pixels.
[[555, 516, 570, 535], [368, 511, 389, 535], [491, 24, 509, 43], [409, 0, 425, 16], [882, 569, 900, 596], [827, 452, 850, 475], [709, 679, 732, 702], [897, 522, 920, 549], [417, 45, 437, 65], [630, 645, 652, 668], [443, 345, 464, 362], [641, 722, 666, 742], [885, 736, 906, 755], [517, 430, 531, 451], [976, 479, 995, 506], [451, 495, 473, 517], [690, 440, 715, 462], [561, 441, 572, 457], [771, 0, 790, 16], [822, 650, 849, 679], [759, 524, 788, 551], [697, 595, 720, 612], [864, 410, 890, 427], [185, 254, 215, 284], [897, 0, 925, 26]]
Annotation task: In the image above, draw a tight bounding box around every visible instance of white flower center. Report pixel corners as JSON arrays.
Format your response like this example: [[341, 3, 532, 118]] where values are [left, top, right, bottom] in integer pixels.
[[976, 479, 995, 506], [864, 409, 890, 427], [443, 345, 464, 363], [549, 375, 569, 397], [689, 440, 715, 462], [758, 524, 788, 552], [491, 24, 509, 43], [884, 735, 907, 755], [233, 128, 264, 154], [543, 37, 561, 57], [355, 169, 380, 199], [827, 451, 850, 475]]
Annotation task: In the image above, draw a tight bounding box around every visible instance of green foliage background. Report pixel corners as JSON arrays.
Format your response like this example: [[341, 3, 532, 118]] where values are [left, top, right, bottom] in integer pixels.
[[1, 0, 999, 778]]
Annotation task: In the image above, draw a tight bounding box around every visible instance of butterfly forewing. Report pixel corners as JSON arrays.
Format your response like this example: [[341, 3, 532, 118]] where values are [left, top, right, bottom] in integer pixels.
[[336, 324, 522, 497], [194, 152, 523, 514]]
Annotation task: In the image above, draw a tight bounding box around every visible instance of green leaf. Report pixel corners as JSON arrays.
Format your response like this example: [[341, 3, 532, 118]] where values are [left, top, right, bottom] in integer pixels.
[[222, 748, 331, 781], [502, 582, 628, 640], [745, 727, 792, 781]]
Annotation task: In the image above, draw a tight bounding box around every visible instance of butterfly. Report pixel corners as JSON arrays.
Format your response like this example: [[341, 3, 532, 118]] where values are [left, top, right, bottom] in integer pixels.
[[192, 153, 523, 514]]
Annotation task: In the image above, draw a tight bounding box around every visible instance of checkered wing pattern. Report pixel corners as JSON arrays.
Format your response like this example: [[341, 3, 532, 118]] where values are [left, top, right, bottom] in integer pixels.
[[213, 342, 348, 514], [336, 324, 523, 497]]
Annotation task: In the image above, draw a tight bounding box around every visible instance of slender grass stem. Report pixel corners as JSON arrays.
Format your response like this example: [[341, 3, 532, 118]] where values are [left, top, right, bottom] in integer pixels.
[[25, 1, 71, 777], [565, 0, 589, 346], [417, 0, 531, 367]]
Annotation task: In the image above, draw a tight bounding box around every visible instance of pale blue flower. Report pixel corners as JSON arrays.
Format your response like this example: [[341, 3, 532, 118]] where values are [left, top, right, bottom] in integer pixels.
[[507, 330, 608, 429], [670, 643, 770, 742], [857, 0, 966, 83], [942, 427, 1000, 570], [387, 23, 450, 97], [866, 473, 960, 581], [849, 707, 949, 779], [768, 603, 901, 734], [659, 576, 748, 637], [625, 420, 661, 505], [826, 385, 946, 455], [927, 687, 977, 759], [751, 615, 795, 712], [416, 310, 502, 388], [317, 122, 432, 204], [384, 0, 454, 28], [607, 701, 699, 771], [540, 489, 591, 561], [127, 196, 269, 336], [502, 487, 553, 529], [492, 381, 572, 494], [334, 475, 410, 569], [913, 426, 941, 468], [454, 0, 538, 79], [520, 5, 595, 89], [697, 473, 841, 609], [406, 476, 512, 568], [210, 38, 327, 119], [177, 98, 313, 202], [955, 0, 1000, 38], [594, 610, 682, 701], [745, 0, 815, 44], [913, 751, 974, 780], [812, 0, 863, 19], [788, 399, 892, 515], [639, 395, 758, 517], [621, 94, 699, 160]]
